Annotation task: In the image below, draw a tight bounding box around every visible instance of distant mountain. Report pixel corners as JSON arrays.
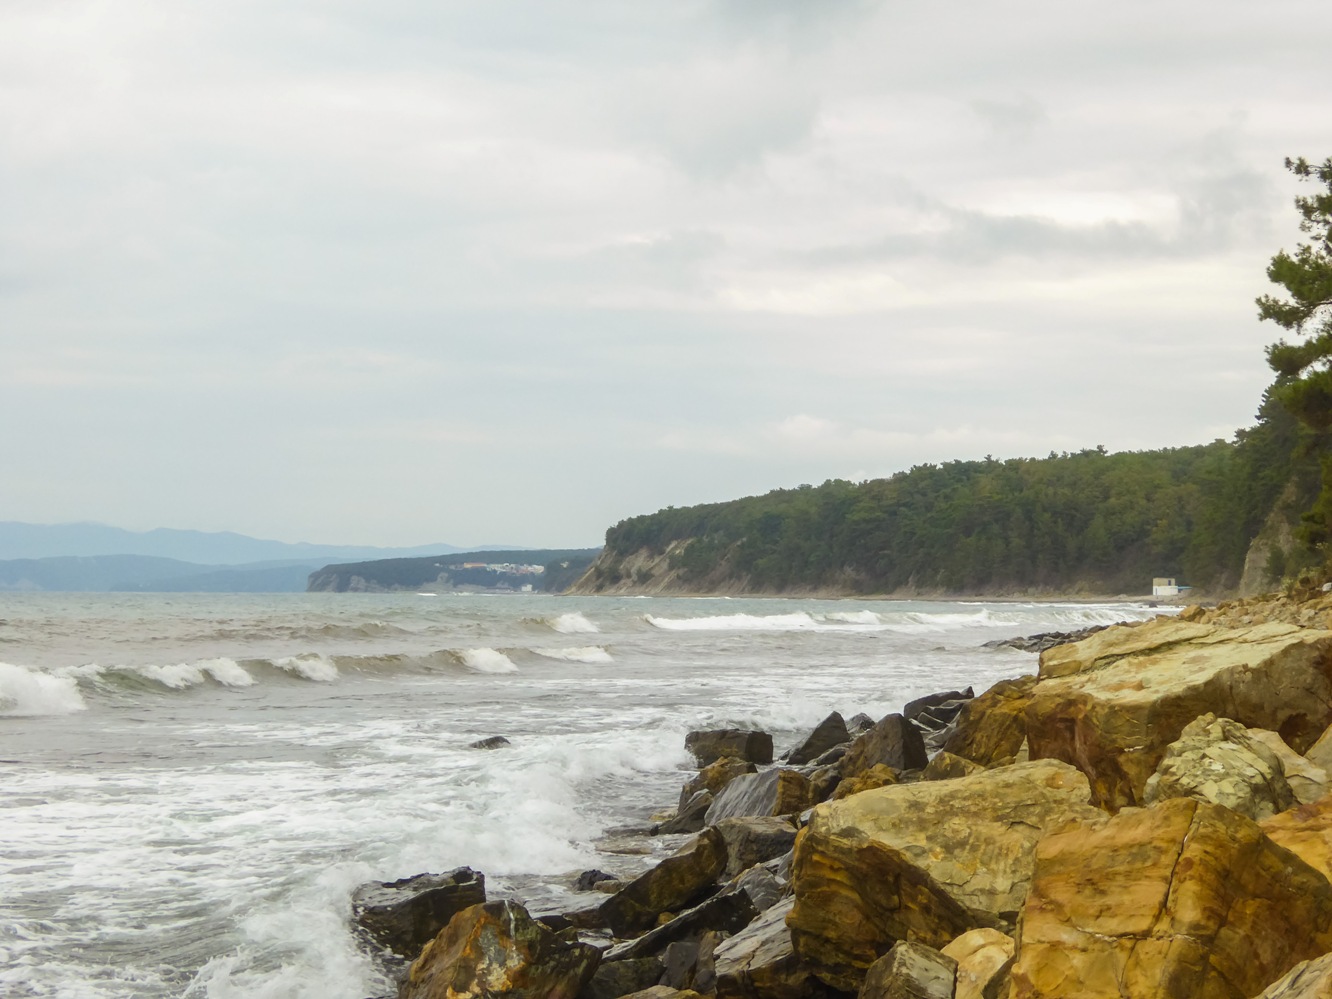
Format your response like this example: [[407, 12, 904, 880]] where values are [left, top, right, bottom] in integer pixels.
[[0, 522, 478, 565], [0, 554, 320, 593], [308, 549, 602, 594]]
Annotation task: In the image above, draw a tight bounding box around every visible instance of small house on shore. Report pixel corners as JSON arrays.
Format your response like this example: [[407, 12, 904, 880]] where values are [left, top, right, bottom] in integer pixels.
[[1152, 577, 1189, 597]]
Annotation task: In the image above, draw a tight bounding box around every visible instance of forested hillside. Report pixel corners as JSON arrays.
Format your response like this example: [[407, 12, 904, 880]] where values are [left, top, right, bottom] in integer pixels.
[[577, 397, 1318, 597]]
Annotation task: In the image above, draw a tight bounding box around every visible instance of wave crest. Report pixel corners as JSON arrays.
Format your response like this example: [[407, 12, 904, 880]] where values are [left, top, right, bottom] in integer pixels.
[[0, 662, 87, 716], [458, 649, 519, 674]]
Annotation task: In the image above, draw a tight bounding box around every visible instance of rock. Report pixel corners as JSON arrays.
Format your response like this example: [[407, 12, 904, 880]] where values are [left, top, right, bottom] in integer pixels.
[[841, 714, 928, 778], [903, 688, 974, 725], [942, 929, 1013, 999], [579, 957, 664, 999], [1009, 797, 1332, 999], [730, 865, 787, 912], [788, 761, 1099, 991], [1247, 727, 1331, 805], [469, 735, 511, 750], [661, 941, 701, 991], [941, 675, 1035, 767], [686, 730, 774, 767], [605, 888, 760, 962], [351, 867, 487, 959], [402, 900, 599, 999], [858, 941, 957, 999], [1305, 721, 1332, 772], [574, 870, 618, 892], [982, 627, 1108, 654], [620, 988, 707, 999], [679, 757, 758, 811], [716, 816, 799, 877], [600, 827, 727, 937], [1143, 713, 1297, 821], [1026, 617, 1332, 810], [656, 791, 714, 835], [705, 769, 816, 825], [1262, 795, 1332, 882], [714, 897, 826, 999], [921, 752, 986, 782], [1253, 953, 1332, 998], [807, 764, 844, 803], [847, 713, 876, 735], [788, 712, 851, 766], [831, 764, 898, 800], [689, 930, 728, 996]]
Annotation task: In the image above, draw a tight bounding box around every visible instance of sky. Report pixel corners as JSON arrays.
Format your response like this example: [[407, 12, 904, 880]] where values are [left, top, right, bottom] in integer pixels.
[[3, 1, 1332, 549]]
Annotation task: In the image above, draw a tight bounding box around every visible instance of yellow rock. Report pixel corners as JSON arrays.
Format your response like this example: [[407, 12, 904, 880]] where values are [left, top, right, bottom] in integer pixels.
[[942, 928, 1015, 999]]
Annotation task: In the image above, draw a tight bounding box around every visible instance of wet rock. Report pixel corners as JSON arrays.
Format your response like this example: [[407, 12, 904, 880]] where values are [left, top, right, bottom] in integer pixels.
[[903, 687, 974, 725], [574, 870, 619, 893], [579, 958, 664, 999], [469, 735, 511, 750], [806, 763, 844, 804], [1010, 798, 1332, 999], [1254, 953, 1332, 998], [600, 827, 727, 937], [402, 900, 599, 999], [941, 676, 1035, 767], [605, 888, 759, 962], [807, 744, 849, 768], [714, 897, 826, 999], [679, 758, 758, 811], [716, 816, 799, 877], [981, 626, 1108, 653], [1143, 713, 1296, 821], [705, 769, 816, 825], [685, 730, 774, 767], [351, 867, 486, 959], [730, 865, 786, 912], [942, 929, 1013, 999], [840, 713, 928, 778], [847, 713, 876, 735], [787, 712, 851, 766], [858, 941, 956, 999], [655, 790, 714, 836]]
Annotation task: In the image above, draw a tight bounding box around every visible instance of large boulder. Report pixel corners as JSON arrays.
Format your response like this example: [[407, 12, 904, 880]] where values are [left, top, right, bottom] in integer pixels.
[[716, 817, 799, 877], [1009, 798, 1332, 999], [858, 941, 956, 999], [1143, 713, 1296, 821], [789, 761, 1097, 991], [1026, 617, 1332, 809], [686, 730, 773, 767], [1254, 953, 1332, 998], [600, 827, 727, 937], [351, 867, 487, 959], [580, 958, 664, 999], [840, 714, 928, 778], [942, 929, 1013, 999], [605, 888, 759, 962], [1262, 795, 1332, 882], [941, 676, 1036, 766], [1247, 727, 1331, 805], [705, 769, 816, 825], [787, 712, 851, 767], [402, 900, 599, 999], [713, 897, 825, 999], [656, 790, 714, 836], [679, 757, 758, 811]]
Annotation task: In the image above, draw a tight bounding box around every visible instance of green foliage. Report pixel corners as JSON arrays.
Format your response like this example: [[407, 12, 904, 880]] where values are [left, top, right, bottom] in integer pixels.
[[601, 406, 1304, 595]]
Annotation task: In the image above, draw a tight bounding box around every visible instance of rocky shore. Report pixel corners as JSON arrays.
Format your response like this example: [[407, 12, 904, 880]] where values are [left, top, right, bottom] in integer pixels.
[[349, 603, 1332, 999]]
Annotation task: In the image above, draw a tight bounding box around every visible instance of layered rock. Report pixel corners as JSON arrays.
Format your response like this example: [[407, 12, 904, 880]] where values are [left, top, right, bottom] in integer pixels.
[[351, 867, 486, 959], [941, 676, 1036, 766], [1254, 953, 1332, 998], [787, 712, 851, 766], [839, 714, 928, 778], [716, 816, 798, 877], [788, 760, 1098, 991], [1026, 617, 1332, 809], [402, 900, 599, 999], [679, 757, 758, 811], [600, 828, 727, 937], [942, 929, 1014, 999], [713, 897, 824, 999], [1262, 795, 1332, 882], [686, 730, 773, 767], [1010, 798, 1332, 999], [858, 941, 956, 999], [705, 769, 815, 825], [1247, 726, 1331, 804]]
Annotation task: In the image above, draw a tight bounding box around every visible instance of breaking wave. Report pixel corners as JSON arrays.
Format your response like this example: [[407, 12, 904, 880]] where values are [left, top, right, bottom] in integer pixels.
[[457, 648, 519, 674], [548, 612, 600, 634], [531, 647, 614, 664], [0, 662, 88, 716]]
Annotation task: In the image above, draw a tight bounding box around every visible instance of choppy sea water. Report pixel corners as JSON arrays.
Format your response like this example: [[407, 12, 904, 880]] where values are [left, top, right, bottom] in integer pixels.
[[0, 592, 1167, 998]]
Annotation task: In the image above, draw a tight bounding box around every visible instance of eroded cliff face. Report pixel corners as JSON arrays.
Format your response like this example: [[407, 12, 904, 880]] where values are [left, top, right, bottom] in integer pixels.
[[1240, 480, 1307, 596], [567, 541, 758, 596]]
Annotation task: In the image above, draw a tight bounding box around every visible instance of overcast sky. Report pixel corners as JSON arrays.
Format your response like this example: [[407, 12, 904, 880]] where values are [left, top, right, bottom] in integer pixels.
[[3, 1, 1331, 549]]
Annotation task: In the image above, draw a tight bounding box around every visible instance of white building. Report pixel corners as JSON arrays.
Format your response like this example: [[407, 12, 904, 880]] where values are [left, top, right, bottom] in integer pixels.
[[1152, 577, 1181, 597]]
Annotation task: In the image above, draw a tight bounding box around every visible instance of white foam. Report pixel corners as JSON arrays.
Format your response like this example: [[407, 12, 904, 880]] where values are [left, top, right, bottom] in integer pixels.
[[824, 610, 881, 625], [274, 655, 340, 683], [459, 648, 519, 673], [550, 612, 600, 634], [0, 662, 87, 716], [531, 646, 614, 664], [646, 612, 820, 631], [132, 658, 254, 689]]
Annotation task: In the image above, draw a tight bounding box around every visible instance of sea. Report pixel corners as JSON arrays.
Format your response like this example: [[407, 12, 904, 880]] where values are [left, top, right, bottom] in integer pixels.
[[0, 591, 1168, 998]]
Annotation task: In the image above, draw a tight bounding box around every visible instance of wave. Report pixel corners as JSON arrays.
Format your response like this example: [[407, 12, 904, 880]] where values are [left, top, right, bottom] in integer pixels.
[[273, 654, 340, 683], [0, 662, 88, 716], [548, 612, 600, 634], [645, 611, 889, 633], [457, 648, 519, 674], [531, 647, 614, 664]]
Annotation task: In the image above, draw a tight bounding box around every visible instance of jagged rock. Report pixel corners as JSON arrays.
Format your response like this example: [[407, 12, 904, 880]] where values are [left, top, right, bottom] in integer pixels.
[[1247, 727, 1331, 804], [574, 870, 618, 892], [921, 752, 985, 782], [1009, 798, 1332, 999], [808, 745, 849, 768], [714, 897, 826, 999], [605, 888, 759, 962], [1305, 721, 1332, 772], [831, 764, 898, 800], [402, 900, 599, 999], [621, 987, 707, 999], [858, 941, 957, 999], [982, 627, 1108, 653], [579, 957, 664, 999], [679, 757, 758, 811], [847, 713, 876, 735], [941, 676, 1035, 767], [731, 865, 786, 912], [1254, 953, 1332, 998], [841, 714, 928, 778], [662, 941, 701, 991], [705, 769, 816, 825], [656, 791, 714, 835], [686, 730, 774, 767], [1262, 795, 1332, 882], [807, 763, 844, 803], [903, 688, 974, 725], [689, 930, 728, 996], [600, 827, 727, 937], [1143, 713, 1296, 821], [788, 760, 1099, 991], [1026, 617, 1332, 809], [716, 816, 799, 877], [351, 867, 487, 959], [469, 735, 511, 750], [788, 712, 851, 766], [942, 929, 1013, 999]]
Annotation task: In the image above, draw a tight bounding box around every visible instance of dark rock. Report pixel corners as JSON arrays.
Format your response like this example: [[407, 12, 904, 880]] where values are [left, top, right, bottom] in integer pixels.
[[691, 930, 727, 996], [903, 688, 973, 724], [716, 817, 799, 877], [787, 712, 852, 766], [679, 758, 757, 811], [620, 989, 707, 999], [468, 735, 511, 750], [351, 867, 486, 959], [685, 730, 774, 767], [731, 865, 787, 912], [655, 790, 713, 836], [600, 827, 728, 937], [847, 713, 876, 735], [840, 714, 928, 777], [980, 625, 1108, 654], [574, 870, 619, 892], [579, 956, 664, 999], [858, 940, 957, 999], [662, 940, 703, 990], [606, 888, 760, 962], [807, 764, 843, 804], [705, 770, 815, 825], [714, 897, 826, 999], [807, 744, 849, 768]]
